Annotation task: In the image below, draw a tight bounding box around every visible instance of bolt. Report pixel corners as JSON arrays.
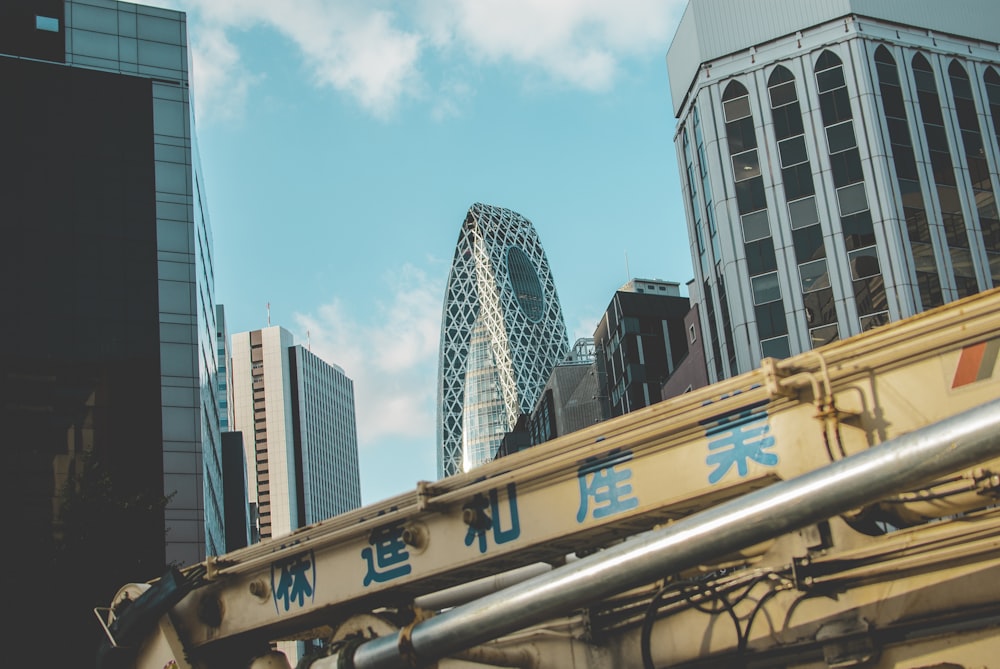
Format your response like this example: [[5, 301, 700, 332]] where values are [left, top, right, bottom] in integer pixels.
[[249, 580, 268, 599]]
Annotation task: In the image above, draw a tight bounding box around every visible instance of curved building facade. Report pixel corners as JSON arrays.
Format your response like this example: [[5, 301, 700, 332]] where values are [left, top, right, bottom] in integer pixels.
[[438, 203, 570, 477]]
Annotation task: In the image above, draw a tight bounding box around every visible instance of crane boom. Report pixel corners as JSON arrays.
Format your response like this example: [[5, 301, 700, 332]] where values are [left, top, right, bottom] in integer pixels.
[[99, 288, 1000, 669]]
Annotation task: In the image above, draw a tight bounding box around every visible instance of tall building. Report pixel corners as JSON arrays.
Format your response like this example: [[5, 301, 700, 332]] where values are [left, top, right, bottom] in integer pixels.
[[1, 0, 218, 659], [667, 0, 1000, 382], [438, 203, 570, 477], [230, 326, 361, 541], [593, 279, 691, 417]]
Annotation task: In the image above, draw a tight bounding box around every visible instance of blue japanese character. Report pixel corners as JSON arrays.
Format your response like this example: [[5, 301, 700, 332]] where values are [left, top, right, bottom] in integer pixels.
[[362, 521, 412, 586], [576, 450, 639, 523], [464, 483, 521, 554], [702, 399, 778, 484], [271, 552, 315, 613]]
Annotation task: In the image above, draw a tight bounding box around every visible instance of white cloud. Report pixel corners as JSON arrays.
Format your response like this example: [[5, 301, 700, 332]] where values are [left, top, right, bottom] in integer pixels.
[[293, 263, 444, 448], [173, 0, 685, 121], [417, 0, 685, 91], [178, 0, 424, 120], [189, 25, 262, 124], [571, 313, 602, 344]]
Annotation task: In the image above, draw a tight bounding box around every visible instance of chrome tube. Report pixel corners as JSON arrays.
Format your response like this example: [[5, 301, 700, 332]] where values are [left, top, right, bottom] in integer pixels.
[[341, 398, 1000, 669]]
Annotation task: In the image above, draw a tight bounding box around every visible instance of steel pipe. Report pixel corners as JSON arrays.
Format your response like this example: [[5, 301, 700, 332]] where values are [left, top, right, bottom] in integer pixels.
[[325, 398, 1000, 669]]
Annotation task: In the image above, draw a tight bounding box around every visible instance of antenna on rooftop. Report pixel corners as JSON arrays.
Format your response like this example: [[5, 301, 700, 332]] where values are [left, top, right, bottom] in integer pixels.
[[267, 301, 271, 327], [307, 330, 311, 351], [625, 251, 631, 282]]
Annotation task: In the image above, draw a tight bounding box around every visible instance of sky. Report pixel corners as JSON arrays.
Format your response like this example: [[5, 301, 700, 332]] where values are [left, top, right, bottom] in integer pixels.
[[161, 0, 695, 505]]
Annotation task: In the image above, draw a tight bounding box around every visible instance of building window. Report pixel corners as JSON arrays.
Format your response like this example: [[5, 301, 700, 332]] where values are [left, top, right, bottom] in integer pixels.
[[751, 272, 782, 305], [788, 196, 819, 229], [826, 120, 857, 153], [815, 50, 887, 333], [950, 60, 1000, 288], [35, 15, 59, 32], [689, 324, 697, 343], [732, 149, 761, 181], [837, 183, 869, 217], [809, 324, 840, 348], [874, 45, 943, 310], [761, 335, 790, 359], [740, 210, 770, 243], [778, 136, 808, 168], [912, 52, 977, 299], [859, 311, 890, 332], [769, 80, 797, 108], [849, 246, 882, 280], [799, 258, 830, 292], [723, 95, 751, 122]]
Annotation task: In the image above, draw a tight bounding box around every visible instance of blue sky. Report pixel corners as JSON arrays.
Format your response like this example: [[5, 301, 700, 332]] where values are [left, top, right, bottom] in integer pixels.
[[164, 0, 694, 505]]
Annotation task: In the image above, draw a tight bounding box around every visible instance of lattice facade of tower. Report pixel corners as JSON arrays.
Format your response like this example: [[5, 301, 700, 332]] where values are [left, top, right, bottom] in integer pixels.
[[437, 203, 570, 477]]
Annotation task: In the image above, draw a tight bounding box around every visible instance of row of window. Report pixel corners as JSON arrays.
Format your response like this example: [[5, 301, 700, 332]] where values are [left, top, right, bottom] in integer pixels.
[[692, 45, 1000, 369]]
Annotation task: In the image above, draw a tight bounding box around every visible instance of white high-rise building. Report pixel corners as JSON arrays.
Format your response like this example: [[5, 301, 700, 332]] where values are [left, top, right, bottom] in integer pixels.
[[230, 326, 361, 541], [667, 0, 1000, 382]]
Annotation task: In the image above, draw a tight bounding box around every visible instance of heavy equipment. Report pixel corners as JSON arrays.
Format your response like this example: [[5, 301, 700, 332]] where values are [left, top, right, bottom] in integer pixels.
[[98, 288, 1000, 668]]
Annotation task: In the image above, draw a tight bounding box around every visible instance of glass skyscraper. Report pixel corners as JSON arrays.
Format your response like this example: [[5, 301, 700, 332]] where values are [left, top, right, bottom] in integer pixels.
[[437, 203, 569, 477], [667, 0, 1000, 382]]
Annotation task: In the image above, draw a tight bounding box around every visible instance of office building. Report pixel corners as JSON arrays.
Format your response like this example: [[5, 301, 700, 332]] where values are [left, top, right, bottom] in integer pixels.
[[1, 0, 218, 659], [593, 279, 691, 417], [221, 431, 251, 551], [438, 203, 570, 476], [667, 0, 1000, 382], [230, 326, 361, 541], [660, 298, 710, 399], [526, 338, 603, 447]]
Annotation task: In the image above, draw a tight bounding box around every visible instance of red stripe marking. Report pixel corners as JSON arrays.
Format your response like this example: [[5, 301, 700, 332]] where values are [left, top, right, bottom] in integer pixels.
[[953, 342, 987, 388]]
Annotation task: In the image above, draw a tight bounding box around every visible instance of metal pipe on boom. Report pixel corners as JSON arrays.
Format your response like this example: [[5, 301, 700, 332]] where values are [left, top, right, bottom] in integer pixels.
[[316, 397, 1000, 669]]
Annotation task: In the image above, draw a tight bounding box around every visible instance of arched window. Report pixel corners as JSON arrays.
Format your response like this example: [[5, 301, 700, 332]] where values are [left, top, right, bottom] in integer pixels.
[[814, 49, 888, 331], [768, 65, 837, 347], [874, 45, 942, 308], [985, 68, 1000, 283], [723, 80, 789, 359], [912, 53, 978, 298]]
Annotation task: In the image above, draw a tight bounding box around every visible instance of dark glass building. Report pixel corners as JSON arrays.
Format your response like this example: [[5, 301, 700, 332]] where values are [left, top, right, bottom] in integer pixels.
[[1, 0, 219, 660], [593, 279, 691, 417]]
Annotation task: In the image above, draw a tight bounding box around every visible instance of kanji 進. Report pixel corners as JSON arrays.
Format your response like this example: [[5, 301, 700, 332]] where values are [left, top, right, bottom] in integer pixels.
[[362, 521, 412, 586]]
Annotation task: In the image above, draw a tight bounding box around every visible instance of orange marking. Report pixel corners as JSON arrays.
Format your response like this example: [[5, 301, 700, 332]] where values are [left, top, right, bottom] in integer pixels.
[[953, 341, 988, 388]]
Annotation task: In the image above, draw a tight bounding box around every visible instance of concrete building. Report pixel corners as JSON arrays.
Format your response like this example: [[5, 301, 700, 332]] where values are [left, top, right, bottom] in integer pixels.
[[1, 0, 218, 659], [667, 0, 1000, 382], [593, 279, 691, 417], [437, 203, 570, 476], [230, 326, 361, 541], [660, 299, 710, 400]]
